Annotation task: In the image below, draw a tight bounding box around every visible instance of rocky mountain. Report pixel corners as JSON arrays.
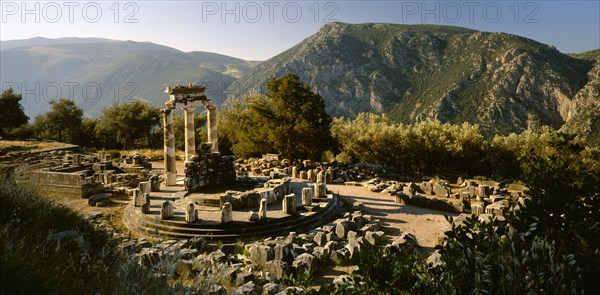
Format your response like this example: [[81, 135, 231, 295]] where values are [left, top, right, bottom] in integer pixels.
[[0, 37, 115, 51], [561, 49, 600, 145], [0, 38, 256, 117], [228, 22, 597, 136], [2, 25, 598, 139]]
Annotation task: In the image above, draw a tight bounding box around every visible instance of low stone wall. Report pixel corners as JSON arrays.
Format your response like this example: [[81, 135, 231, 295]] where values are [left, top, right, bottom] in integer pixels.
[[395, 193, 466, 213], [27, 170, 101, 197], [220, 178, 291, 210]]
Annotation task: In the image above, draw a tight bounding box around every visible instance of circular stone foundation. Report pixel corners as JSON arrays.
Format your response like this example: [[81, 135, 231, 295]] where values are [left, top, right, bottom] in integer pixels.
[[123, 178, 338, 241]]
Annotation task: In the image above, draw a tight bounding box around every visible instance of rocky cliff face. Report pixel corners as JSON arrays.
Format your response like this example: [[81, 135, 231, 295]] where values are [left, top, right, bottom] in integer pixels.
[[228, 22, 595, 136], [561, 50, 600, 144]]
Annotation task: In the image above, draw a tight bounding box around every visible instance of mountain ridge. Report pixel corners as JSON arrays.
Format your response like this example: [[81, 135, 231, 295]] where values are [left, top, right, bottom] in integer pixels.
[[1, 23, 598, 142], [228, 22, 596, 136], [0, 39, 256, 117]]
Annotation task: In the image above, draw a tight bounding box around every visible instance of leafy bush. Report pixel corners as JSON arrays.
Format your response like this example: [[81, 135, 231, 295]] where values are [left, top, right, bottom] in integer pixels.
[[0, 174, 221, 294]]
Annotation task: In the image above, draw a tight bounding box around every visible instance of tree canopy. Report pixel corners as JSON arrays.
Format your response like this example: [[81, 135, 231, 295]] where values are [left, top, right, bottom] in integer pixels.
[[253, 73, 333, 161], [219, 73, 333, 161], [0, 88, 29, 137], [95, 100, 161, 149], [33, 98, 83, 143]]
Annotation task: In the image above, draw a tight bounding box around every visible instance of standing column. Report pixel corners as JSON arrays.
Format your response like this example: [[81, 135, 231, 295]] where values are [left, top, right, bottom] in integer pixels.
[[162, 109, 177, 186], [207, 105, 219, 153], [184, 107, 196, 162]]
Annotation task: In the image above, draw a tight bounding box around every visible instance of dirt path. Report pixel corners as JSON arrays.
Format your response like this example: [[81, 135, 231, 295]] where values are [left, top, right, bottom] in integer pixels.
[[328, 183, 456, 254]]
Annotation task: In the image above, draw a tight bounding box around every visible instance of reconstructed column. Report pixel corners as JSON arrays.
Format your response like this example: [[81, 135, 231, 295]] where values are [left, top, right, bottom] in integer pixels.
[[132, 188, 143, 207], [138, 181, 151, 195], [282, 193, 296, 214], [221, 202, 233, 223], [161, 200, 174, 220], [184, 107, 196, 162], [207, 105, 218, 153], [185, 202, 197, 223], [162, 109, 177, 186], [258, 198, 267, 221], [141, 193, 151, 214], [302, 187, 313, 206]]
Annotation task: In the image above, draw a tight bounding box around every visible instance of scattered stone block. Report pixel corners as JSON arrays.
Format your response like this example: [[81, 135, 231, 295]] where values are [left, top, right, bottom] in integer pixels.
[[248, 211, 259, 222], [434, 183, 450, 197], [89, 192, 111, 207], [273, 242, 294, 262], [364, 231, 385, 246], [346, 236, 362, 257], [292, 253, 316, 275], [262, 283, 282, 295], [264, 260, 288, 281], [485, 202, 504, 216], [236, 281, 261, 295], [490, 195, 505, 203], [335, 220, 353, 240], [471, 203, 484, 216], [247, 243, 274, 267], [395, 192, 410, 204], [420, 181, 433, 194], [403, 185, 415, 197], [478, 185, 490, 198], [314, 231, 326, 246]]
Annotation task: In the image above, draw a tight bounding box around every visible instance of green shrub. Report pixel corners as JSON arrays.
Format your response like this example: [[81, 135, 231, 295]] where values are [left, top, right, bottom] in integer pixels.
[[105, 149, 121, 160]]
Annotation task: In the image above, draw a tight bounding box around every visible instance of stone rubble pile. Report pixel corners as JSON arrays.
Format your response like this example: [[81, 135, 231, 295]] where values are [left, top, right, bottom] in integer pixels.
[[362, 177, 528, 218], [85, 202, 417, 294], [237, 155, 386, 185]]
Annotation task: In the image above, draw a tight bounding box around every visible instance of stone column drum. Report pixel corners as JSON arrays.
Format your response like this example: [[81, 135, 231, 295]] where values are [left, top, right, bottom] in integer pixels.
[[302, 187, 313, 206], [185, 202, 197, 223], [184, 107, 196, 162], [282, 193, 296, 214], [141, 193, 151, 214], [259, 198, 267, 221], [162, 109, 177, 186], [221, 202, 233, 223], [207, 105, 218, 153]]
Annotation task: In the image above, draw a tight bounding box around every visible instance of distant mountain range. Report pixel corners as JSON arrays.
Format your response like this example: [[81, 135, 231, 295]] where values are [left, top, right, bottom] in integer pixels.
[[0, 37, 256, 117], [1, 23, 599, 142]]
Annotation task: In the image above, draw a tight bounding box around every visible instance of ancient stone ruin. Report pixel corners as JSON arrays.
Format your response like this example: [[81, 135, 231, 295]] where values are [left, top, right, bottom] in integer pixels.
[[162, 84, 236, 191]]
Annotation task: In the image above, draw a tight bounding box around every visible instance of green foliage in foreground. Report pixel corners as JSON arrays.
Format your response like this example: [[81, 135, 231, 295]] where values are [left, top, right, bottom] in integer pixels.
[[315, 131, 598, 294], [0, 175, 201, 294]]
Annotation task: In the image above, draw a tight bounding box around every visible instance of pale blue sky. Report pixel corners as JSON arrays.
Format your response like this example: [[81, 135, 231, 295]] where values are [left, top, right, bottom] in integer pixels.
[[1, 1, 598, 60]]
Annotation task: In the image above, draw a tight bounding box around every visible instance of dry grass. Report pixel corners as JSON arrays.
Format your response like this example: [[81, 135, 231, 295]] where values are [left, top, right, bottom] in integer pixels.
[[0, 140, 74, 152], [123, 148, 185, 159]]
